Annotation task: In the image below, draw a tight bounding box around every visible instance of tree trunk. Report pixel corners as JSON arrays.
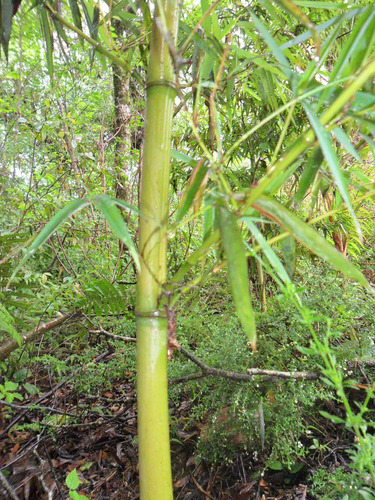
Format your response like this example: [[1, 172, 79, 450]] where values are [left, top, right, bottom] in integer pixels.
[[136, 1, 179, 498], [112, 18, 131, 201]]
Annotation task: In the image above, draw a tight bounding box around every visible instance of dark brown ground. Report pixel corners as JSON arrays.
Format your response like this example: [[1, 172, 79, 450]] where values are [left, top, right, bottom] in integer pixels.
[[0, 350, 346, 499]]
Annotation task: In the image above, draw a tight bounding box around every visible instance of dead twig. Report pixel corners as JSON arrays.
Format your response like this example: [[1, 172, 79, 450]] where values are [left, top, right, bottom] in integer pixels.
[[0, 469, 21, 500], [169, 346, 320, 385]]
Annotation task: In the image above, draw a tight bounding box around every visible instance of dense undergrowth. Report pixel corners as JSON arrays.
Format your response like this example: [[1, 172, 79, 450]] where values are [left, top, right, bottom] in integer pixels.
[[2, 255, 374, 498]]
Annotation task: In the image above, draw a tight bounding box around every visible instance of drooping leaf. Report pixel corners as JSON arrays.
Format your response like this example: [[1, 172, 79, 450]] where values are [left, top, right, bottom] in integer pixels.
[[253, 196, 369, 287], [294, 147, 323, 204], [249, 11, 292, 79], [39, 7, 54, 79], [68, 0, 82, 31], [218, 206, 256, 349], [175, 160, 209, 224], [93, 195, 140, 270], [303, 103, 360, 237], [332, 127, 362, 163], [244, 219, 291, 285], [171, 149, 198, 168], [0, 0, 14, 58], [281, 235, 296, 279], [11, 198, 90, 282]]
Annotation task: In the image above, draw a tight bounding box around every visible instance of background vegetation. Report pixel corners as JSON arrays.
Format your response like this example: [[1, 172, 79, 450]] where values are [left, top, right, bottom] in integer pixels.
[[0, 0, 375, 498]]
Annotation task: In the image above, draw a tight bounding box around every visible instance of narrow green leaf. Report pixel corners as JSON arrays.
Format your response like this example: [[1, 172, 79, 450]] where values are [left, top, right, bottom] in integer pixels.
[[111, 198, 140, 215], [175, 161, 209, 224], [68, 0, 82, 31], [40, 8, 54, 79], [294, 148, 323, 204], [304, 103, 360, 237], [317, 8, 375, 108], [332, 127, 362, 163], [280, 8, 365, 50], [80, 1, 99, 42], [249, 11, 292, 78], [281, 235, 296, 279], [218, 207, 256, 349], [0, 0, 13, 58], [319, 410, 345, 424], [10, 198, 90, 282], [244, 219, 291, 285], [253, 195, 369, 287], [171, 149, 197, 168], [93, 195, 140, 270]]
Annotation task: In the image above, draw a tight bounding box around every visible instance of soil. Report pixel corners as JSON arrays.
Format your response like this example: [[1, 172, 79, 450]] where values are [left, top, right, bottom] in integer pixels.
[[0, 350, 349, 499]]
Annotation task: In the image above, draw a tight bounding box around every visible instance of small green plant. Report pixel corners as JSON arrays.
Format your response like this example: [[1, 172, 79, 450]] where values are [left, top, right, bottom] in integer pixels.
[[0, 380, 23, 403], [65, 469, 89, 500]]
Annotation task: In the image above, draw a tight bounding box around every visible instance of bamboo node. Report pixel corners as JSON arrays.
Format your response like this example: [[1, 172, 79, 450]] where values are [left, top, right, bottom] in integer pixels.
[[135, 310, 168, 319], [146, 79, 177, 92]]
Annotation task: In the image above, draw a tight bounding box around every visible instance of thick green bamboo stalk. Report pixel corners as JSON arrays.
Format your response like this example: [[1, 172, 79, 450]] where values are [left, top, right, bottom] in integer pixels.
[[136, 1, 178, 499]]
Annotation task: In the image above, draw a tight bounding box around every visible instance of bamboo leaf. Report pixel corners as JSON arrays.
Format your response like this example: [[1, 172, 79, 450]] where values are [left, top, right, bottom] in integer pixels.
[[40, 8, 54, 79], [317, 8, 375, 108], [281, 235, 296, 279], [112, 197, 140, 215], [0, 0, 13, 59], [171, 149, 197, 168], [10, 198, 90, 282], [332, 127, 362, 163], [294, 148, 323, 204], [175, 160, 209, 224], [249, 11, 292, 78], [303, 103, 360, 237], [218, 206, 256, 349], [244, 219, 291, 285], [68, 0, 83, 31], [273, 0, 320, 57], [93, 195, 140, 270], [280, 8, 365, 50], [253, 195, 369, 287]]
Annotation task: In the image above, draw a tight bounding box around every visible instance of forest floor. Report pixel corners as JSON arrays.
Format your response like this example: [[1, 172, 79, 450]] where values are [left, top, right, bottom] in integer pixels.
[[0, 346, 353, 500]]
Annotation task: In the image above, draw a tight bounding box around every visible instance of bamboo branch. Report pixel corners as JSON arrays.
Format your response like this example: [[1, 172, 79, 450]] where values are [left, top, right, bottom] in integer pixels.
[[0, 311, 80, 361]]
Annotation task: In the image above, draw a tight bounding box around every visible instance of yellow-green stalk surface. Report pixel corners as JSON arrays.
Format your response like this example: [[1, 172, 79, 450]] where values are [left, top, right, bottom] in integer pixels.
[[136, 1, 178, 498]]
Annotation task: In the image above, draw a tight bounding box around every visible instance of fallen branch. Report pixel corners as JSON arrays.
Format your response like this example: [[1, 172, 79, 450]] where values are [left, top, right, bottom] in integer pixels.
[[169, 346, 320, 385], [88, 329, 136, 343], [0, 311, 80, 361]]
